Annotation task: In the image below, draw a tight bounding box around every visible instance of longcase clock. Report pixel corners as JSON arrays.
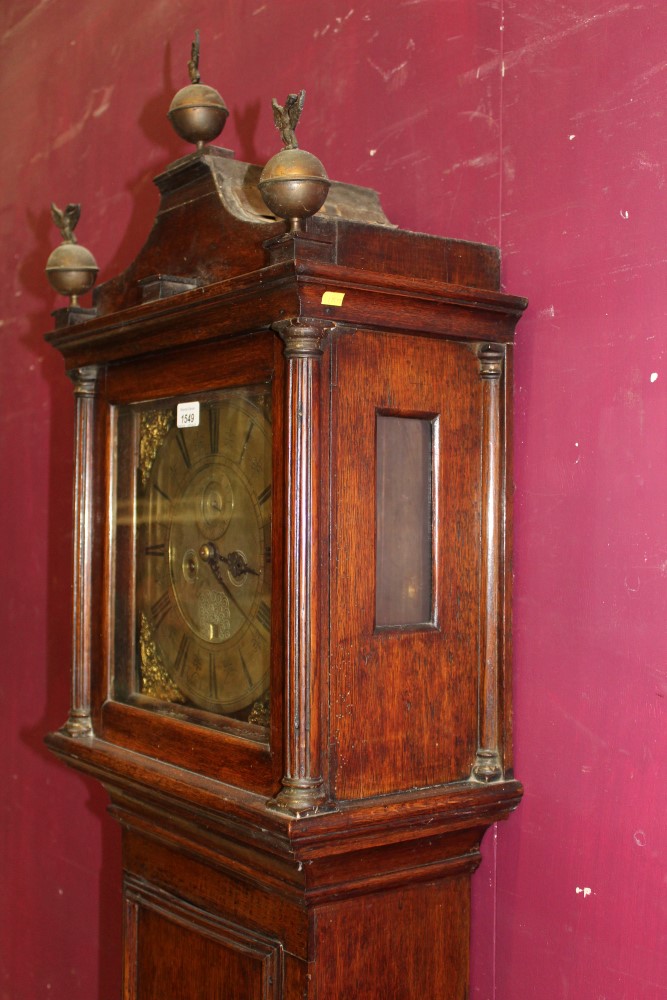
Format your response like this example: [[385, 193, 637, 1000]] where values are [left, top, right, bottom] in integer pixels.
[[45, 58, 526, 999]]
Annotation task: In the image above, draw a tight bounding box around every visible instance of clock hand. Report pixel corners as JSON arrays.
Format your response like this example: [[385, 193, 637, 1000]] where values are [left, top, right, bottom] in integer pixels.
[[199, 543, 262, 635], [225, 549, 261, 579], [199, 541, 259, 579]]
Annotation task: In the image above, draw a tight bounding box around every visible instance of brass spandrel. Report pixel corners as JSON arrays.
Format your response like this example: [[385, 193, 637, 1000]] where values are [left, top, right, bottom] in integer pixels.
[[248, 695, 270, 727], [139, 410, 173, 488], [139, 613, 186, 704]]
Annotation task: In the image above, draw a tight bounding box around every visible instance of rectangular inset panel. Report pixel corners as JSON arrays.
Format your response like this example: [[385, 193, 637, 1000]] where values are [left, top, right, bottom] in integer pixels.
[[376, 415, 434, 628], [125, 881, 282, 1000]]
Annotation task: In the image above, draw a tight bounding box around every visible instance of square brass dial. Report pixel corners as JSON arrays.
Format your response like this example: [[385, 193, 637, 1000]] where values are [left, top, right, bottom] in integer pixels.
[[113, 386, 272, 727]]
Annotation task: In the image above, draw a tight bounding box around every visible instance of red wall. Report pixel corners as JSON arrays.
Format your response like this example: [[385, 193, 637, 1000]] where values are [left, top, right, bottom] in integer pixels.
[[475, 3, 667, 996], [1, 2, 664, 997]]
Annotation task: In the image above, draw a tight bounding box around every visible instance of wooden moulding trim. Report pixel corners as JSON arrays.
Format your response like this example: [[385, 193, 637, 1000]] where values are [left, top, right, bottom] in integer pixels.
[[45, 729, 522, 856], [299, 847, 483, 906], [114, 785, 490, 906], [152, 145, 236, 196], [99, 699, 273, 797], [118, 793, 485, 907], [111, 772, 519, 875], [45, 259, 528, 367], [45, 267, 302, 367], [296, 279, 526, 345], [44, 730, 290, 848], [287, 785, 523, 859], [294, 261, 528, 317], [112, 795, 304, 900], [44, 261, 302, 349]]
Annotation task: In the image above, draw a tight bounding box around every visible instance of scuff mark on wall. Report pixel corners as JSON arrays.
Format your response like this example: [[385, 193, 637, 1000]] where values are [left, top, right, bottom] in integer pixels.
[[460, 4, 632, 85], [442, 151, 498, 176], [366, 56, 409, 88], [29, 86, 115, 162], [1, 0, 54, 43], [314, 8, 354, 38]]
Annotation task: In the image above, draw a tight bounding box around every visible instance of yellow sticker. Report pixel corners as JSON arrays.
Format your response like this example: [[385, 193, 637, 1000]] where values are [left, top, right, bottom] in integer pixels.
[[321, 290, 345, 307]]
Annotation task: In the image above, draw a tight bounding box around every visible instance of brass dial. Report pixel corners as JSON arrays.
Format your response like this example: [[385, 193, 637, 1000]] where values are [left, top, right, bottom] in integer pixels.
[[136, 389, 272, 717]]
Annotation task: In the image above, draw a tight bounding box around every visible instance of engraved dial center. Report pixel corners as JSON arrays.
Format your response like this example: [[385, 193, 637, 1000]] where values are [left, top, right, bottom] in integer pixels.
[[169, 459, 262, 645]]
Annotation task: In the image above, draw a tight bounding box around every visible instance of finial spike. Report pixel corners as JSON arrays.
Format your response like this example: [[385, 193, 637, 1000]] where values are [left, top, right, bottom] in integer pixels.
[[188, 29, 201, 84]]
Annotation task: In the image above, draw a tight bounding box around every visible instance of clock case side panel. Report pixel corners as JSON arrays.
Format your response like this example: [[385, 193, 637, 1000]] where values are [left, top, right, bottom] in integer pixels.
[[328, 329, 483, 800], [89, 331, 286, 796]]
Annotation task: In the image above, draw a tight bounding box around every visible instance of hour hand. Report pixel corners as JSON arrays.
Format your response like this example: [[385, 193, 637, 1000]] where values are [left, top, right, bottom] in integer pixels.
[[199, 542, 260, 580]]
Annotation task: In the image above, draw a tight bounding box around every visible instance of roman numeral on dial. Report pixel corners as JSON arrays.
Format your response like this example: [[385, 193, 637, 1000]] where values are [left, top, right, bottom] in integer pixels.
[[151, 591, 172, 629], [174, 634, 191, 677], [239, 422, 253, 461], [257, 601, 271, 632], [145, 542, 166, 557], [239, 652, 253, 688], [209, 653, 218, 700], [209, 409, 219, 454], [153, 483, 171, 503], [175, 429, 191, 468]]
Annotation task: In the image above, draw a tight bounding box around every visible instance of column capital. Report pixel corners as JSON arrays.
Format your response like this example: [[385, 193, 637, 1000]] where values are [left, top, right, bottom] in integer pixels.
[[68, 365, 100, 396], [478, 343, 504, 379], [272, 318, 333, 359]]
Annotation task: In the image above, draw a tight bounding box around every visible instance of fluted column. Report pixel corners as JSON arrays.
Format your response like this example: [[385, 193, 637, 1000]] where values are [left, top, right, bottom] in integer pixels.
[[64, 365, 100, 736], [472, 344, 505, 782], [269, 319, 330, 814]]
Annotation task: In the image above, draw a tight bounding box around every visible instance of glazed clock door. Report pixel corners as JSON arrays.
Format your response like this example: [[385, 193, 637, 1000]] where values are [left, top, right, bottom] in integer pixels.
[[103, 349, 282, 793]]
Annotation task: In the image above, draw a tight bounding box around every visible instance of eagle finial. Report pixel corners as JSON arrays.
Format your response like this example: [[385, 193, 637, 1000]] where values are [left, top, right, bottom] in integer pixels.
[[50, 203, 81, 244], [271, 90, 306, 150]]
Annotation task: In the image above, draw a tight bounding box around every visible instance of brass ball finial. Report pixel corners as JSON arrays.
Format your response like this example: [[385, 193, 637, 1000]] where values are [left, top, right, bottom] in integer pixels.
[[168, 30, 228, 149], [45, 203, 98, 306], [258, 91, 330, 232]]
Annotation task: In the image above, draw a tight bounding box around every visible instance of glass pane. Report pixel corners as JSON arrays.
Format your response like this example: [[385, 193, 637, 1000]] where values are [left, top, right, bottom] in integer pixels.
[[375, 415, 433, 628], [113, 386, 272, 729]]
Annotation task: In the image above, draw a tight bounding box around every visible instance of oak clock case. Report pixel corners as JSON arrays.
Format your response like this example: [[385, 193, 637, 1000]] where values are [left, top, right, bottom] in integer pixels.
[[45, 67, 527, 1000]]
